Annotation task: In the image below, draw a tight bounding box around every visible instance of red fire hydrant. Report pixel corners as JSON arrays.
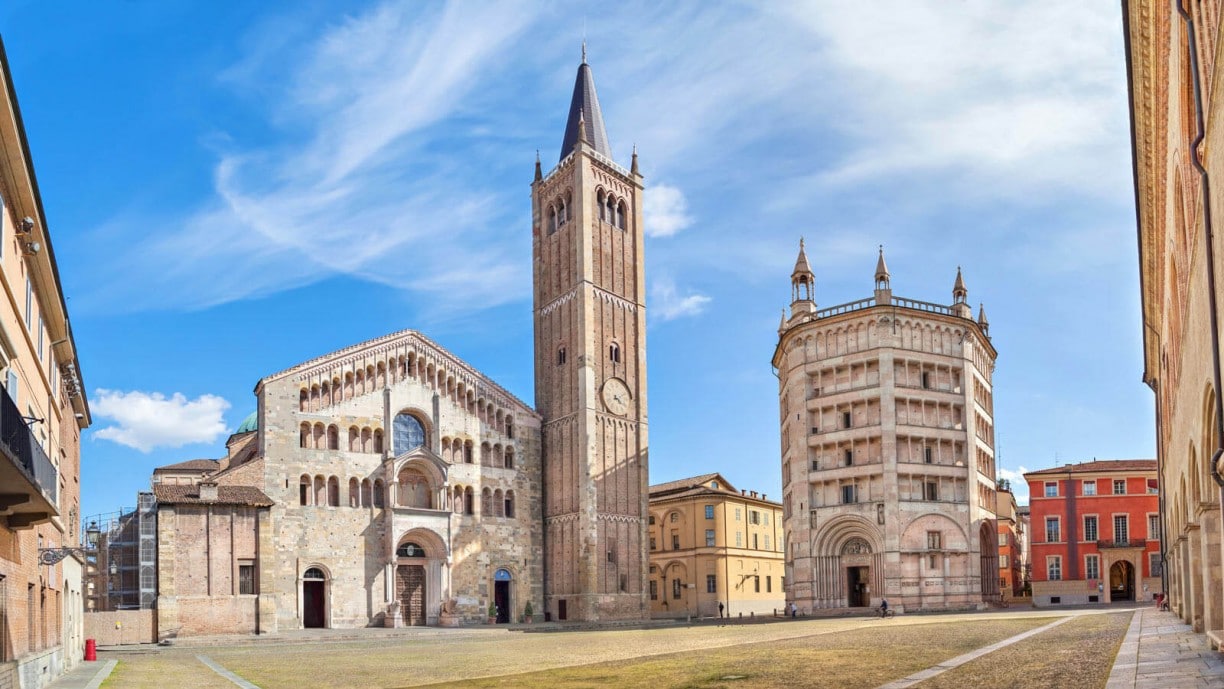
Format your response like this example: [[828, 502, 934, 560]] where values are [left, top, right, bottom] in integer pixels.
[[84, 639, 96, 662]]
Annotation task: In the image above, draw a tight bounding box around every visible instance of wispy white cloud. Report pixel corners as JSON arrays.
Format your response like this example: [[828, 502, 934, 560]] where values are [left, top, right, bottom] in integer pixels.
[[651, 277, 711, 322], [644, 183, 693, 238], [80, 0, 540, 314], [92, 389, 231, 453]]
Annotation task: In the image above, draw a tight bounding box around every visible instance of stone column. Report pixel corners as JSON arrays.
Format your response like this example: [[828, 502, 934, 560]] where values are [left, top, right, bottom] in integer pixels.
[[1200, 506, 1222, 632]]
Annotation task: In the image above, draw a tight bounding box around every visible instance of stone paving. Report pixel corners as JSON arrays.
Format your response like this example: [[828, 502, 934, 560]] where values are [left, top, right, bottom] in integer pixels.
[[43, 606, 1224, 688], [1107, 608, 1224, 689]]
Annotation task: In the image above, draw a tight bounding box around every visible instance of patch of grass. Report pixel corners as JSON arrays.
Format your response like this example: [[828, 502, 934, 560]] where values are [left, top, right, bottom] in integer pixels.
[[412, 618, 1054, 689], [99, 654, 238, 689], [917, 612, 1132, 689]]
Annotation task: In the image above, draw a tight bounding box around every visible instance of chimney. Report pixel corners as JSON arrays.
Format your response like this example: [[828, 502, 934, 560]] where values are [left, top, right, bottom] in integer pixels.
[[762, 494, 767, 501], [198, 481, 219, 501], [741, 489, 746, 496]]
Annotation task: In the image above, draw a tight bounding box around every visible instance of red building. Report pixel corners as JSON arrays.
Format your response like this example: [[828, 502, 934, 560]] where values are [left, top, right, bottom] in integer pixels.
[[1026, 460, 1160, 606]]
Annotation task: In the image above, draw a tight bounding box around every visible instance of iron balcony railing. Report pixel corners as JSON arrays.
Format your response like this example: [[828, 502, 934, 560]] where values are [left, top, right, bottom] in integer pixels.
[[0, 386, 56, 504], [1097, 539, 1145, 549]]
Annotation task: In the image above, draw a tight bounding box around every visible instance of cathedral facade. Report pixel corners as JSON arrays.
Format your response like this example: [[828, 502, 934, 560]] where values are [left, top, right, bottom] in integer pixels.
[[775, 244, 1000, 612], [152, 55, 647, 636]]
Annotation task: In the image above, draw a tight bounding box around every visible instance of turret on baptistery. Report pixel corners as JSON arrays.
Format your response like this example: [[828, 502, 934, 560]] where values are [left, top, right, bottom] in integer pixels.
[[790, 238, 817, 319], [873, 246, 892, 305], [951, 267, 972, 319]]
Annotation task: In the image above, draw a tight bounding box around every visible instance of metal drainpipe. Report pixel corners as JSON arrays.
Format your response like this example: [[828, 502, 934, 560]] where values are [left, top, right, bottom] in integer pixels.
[[1176, 0, 1224, 486], [1155, 388, 1170, 596]]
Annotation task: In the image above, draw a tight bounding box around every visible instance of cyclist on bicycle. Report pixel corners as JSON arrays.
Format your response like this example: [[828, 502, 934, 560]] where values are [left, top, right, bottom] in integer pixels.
[[880, 599, 889, 616]]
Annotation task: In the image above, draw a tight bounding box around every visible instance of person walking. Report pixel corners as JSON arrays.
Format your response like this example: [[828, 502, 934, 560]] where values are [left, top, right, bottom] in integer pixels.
[[718, 601, 725, 626]]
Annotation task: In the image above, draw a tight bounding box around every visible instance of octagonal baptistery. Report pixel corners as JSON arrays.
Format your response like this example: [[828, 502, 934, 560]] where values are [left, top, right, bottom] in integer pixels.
[[774, 243, 1000, 613], [255, 329, 542, 629]]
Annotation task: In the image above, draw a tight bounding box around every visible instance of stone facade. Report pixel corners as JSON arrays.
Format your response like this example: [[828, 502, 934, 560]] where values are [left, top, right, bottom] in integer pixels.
[[775, 245, 999, 613], [1125, 0, 1224, 641], [533, 57, 649, 621]]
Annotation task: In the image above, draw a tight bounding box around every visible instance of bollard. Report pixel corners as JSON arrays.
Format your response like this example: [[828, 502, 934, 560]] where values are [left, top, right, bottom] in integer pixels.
[[84, 639, 96, 662]]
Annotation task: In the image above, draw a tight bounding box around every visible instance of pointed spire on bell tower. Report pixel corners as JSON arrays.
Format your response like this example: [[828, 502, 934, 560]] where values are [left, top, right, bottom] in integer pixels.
[[779, 308, 788, 335], [951, 266, 972, 318], [534, 150, 542, 182], [631, 144, 639, 176], [873, 244, 892, 305], [560, 50, 612, 161], [790, 238, 816, 318], [978, 302, 990, 336]]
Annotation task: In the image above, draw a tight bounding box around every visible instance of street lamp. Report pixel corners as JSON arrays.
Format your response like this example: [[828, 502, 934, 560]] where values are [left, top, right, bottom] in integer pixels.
[[39, 519, 99, 566]]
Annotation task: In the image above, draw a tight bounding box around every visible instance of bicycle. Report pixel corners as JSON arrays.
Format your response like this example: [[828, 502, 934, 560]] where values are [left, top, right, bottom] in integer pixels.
[[875, 606, 895, 618]]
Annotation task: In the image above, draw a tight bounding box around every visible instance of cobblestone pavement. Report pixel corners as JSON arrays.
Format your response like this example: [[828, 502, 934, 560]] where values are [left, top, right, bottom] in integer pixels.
[[1107, 608, 1224, 689]]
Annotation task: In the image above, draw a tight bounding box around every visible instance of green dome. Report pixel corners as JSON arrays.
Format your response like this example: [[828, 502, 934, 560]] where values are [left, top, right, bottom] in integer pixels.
[[235, 411, 258, 435]]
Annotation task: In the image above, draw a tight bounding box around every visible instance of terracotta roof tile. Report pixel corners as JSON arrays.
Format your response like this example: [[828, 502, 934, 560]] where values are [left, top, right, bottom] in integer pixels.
[[153, 459, 220, 473], [649, 473, 724, 496], [152, 484, 273, 507], [1025, 459, 1157, 477]]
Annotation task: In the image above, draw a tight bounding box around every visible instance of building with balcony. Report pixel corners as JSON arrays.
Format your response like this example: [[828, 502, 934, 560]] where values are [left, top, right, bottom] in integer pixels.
[[995, 480, 1024, 598], [0, 36, 92, 689], [1125, 0, 1224, 640], [1025, 460, 1160, 606], [647, 474, 784, 619], [775, 244, 999, 613]]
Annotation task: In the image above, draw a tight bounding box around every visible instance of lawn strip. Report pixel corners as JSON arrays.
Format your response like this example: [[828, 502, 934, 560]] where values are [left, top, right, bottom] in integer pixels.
[[99, 653, 240, 689], [914, 612, 1132, 689], [408, 618, 1053, 689]]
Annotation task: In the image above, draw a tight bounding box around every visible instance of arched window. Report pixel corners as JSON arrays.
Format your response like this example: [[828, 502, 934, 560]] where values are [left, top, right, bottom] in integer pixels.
[[505, 417, 514, 438], [327, 425, 339, 450], [597, 190, 606, 221], [327, 476, 339, 507], [557, 346, 567, 365], [463, 487, 475, 515], [361, 427, 372, 453], [548, 206, 558, 234], [505, 447, 515, 469], [558, 198, 567, 226], [505, 490, 515, 518], [616, 201, 625, 229], [606, 195, 615, 223], [373, 479, 385, 508], [299, 389, 309, 412], [314, 475, 326, 505], [348, 426, 359, 452], [494, 489, 505, 518], [320, 381, 330, 407], [609, 342, 620, 364], [481, 488, 493, 516], [299, 475, 312, 506], [373, 428, 384, 453], [312, 423, 325, 449], [464, 440, 474, 464], [361, 479, 373, 508], [300, 423, 310, 449], [394, 413, 426, 454], [309, 385, 320, 412], [348, 478, 359, 507], [481, 442, 492, 466], [303, 567, 325, 581]]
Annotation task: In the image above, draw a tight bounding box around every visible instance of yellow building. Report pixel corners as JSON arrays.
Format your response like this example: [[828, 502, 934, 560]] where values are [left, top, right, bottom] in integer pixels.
[[648, 474, 785, 619]]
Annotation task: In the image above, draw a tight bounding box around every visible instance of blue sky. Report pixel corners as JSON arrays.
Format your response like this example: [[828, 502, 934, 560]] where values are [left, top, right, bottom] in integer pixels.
[[0, 0, 1149, 516]]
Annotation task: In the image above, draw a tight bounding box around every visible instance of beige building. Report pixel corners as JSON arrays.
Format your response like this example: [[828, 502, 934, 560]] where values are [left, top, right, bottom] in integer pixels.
[[775, 244, 999, 613], [0, 36, 92, 689], [648, 474, 784, 619], [150, 54, 646, 635], [1125, 0, 1224, 640]]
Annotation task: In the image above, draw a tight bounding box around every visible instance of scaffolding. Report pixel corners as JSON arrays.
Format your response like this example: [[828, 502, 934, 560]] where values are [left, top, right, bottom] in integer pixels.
[[82, 492, 157, 611]]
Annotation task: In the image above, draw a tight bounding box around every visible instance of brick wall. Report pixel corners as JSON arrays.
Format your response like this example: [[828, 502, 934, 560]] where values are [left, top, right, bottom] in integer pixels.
[[83, 611, 154, 645]]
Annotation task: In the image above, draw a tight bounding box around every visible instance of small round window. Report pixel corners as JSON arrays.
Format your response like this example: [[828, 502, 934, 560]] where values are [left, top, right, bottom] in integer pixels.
[[394, 413, 426, 453]]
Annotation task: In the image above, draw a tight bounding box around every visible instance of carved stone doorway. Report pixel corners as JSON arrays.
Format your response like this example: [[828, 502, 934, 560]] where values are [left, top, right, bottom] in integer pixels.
[[397, 565, 427, 626]]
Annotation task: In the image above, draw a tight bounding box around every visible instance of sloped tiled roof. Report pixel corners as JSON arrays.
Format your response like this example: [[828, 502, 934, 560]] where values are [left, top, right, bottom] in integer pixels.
[[650, 473, 726, 497], [152, 484, 273, 507], [1025, 459, 1157, 477], [153, 458, 220, 473]]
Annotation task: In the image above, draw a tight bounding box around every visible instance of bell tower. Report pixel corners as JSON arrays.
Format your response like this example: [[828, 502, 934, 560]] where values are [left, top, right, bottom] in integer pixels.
[[532, 51, 649, 621]]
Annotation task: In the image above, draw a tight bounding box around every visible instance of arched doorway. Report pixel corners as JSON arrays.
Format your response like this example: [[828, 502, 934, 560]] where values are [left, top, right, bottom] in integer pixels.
[[396, 542, 428, 626], [494, 568, 512, 624], [1110, 561, 1135, 601], [302, 567, 327, 628], [842, 538, 872, 607]]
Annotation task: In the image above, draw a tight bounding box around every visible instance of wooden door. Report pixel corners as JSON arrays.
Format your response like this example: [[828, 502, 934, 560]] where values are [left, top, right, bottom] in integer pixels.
[[397, 565, 427, 626]]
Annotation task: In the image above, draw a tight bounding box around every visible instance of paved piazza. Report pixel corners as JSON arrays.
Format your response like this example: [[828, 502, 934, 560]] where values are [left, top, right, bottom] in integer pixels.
[[45, 605, 1224, 688]]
